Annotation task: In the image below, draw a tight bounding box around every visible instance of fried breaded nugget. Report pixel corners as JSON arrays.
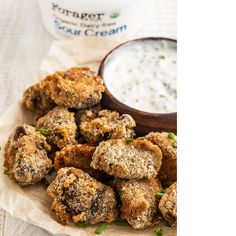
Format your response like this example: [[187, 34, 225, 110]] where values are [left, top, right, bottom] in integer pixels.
[[47, 67, 105, 109], [54, 144, 95, 170], [141, 132, 177, 187], [36, 106, 77, 149], [54, 144, 110, 181], [23, 77, 55, 115], [116, 178, 162, 229], [159, 182, 177, 226], [91, 139, 162, 179], [79, 109, 136, 144], [4, 124, 52, 186], [47, 167, 117, 225]]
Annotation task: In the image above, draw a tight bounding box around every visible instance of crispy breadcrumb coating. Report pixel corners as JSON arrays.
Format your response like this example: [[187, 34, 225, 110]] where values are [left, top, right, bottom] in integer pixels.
[[79, 109, 136, 144], [23, 78, 55, 115], [116, 178, 162, 229], [159, 182, 177, 226], [54, 144, 95, 171], [47, 167, 117, 225], [36, 107, 77, 149], [91, 139, 162, 179], [54, 144, 110, 181], [4, 124, 52, 186], [141, 132, 177, 187], [47, 67, 105, 109]]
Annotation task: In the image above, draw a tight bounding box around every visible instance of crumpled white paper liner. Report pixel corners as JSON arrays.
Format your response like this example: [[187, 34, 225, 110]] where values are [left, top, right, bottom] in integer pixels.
[[0, 37, 176, 236]]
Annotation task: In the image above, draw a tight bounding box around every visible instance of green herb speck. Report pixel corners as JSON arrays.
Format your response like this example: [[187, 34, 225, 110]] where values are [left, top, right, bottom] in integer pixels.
[[76, 222, 89, 228], [161, 189, 166, 194], [114, 220, 129, 226], [4, 169, 8, 175], [155, 227, 163, 236], [110, 12, 120, 19], [168, 132, 176, 141], [159, 55, 165, 60], [172, 141, 177, 148], [156, 192, 164, 198], [36, 128, 51, 136], [125, 138, 134, 143], [95, 223, 108, 234]]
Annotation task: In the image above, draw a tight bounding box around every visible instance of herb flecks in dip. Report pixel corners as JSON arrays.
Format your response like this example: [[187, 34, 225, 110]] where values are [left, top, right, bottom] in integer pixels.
[[103, 39, 177, 113]]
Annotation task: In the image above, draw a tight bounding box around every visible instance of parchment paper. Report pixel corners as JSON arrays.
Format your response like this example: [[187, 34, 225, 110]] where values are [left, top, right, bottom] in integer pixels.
[[0, 37, 176, 236]]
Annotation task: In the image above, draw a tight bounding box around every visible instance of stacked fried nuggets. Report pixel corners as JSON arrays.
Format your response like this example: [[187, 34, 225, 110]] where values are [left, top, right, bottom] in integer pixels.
[[4, 66, 177, 229]]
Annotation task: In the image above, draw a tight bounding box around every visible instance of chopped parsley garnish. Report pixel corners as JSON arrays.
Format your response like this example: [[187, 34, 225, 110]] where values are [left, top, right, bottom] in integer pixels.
[[168, 132, 176, 140], [114, 220, 129, 226], [161, 189, 166, 194], [4, 169, 8, 175], [76, 221, 89, 228], [95, 223, 108, 234], [36, 128, 51, 136], [157, 188, 166, 198], [41, 178, 50, 187], [172, 141, 177, 148], [168, 132, 177, 148], [159, 55, 165, 60], [156, 192, 164, 198], [155, 227, 163, 236], [125, 138, 134, 143]]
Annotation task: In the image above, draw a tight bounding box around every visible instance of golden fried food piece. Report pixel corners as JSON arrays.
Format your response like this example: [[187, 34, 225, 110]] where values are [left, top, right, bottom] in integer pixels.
[[47, 167, 117, 225], [54, 144, 95, 170], [116, 178, 162, 229], [23, 78, 55, 115], [141, 132, 177, 187], [47, 67, 105, 109], [4, 124, 52, 186], [54, 144, 110, 182], [79, 109, 136, 144], [159, 182, 177, 226], [36, 106, 77, 149], [91, 139, 162, 179]]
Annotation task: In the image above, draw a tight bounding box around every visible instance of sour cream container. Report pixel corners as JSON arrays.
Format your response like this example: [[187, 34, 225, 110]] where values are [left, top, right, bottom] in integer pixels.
[[38, 0, 144, 39]]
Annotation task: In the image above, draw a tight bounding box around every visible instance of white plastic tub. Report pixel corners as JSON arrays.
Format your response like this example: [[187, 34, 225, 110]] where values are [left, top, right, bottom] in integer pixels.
[[38, 0, 144, 39]]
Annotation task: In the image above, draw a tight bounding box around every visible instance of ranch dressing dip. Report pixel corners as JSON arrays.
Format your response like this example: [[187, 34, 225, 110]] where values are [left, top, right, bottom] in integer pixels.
[[103, 39, 177, 113]]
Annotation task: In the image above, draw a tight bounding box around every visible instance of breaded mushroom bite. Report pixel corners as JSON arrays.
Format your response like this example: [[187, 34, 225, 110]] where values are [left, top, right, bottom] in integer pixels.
[[116, 178, 162, 229], [36, 106, 77, 149], [54, 144, 95, 171], [141, 132, 177, 187], [54, 144, 110, 181], [91, 139, 162, 179], [47, 167, 118, 225], [23, 78, 55, 115], [4, 124, 52, 186], [79, 109, 136, 144], [159, 182, 177, 226], [47, 67, 105, 109]]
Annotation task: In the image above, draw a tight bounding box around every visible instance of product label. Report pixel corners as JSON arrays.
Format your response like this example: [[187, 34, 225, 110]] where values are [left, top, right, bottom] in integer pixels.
[[51, 2, 128, 37]]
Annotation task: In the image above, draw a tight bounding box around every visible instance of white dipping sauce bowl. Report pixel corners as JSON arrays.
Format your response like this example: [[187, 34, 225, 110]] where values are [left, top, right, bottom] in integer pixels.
[[99, 37, 177, 135]]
